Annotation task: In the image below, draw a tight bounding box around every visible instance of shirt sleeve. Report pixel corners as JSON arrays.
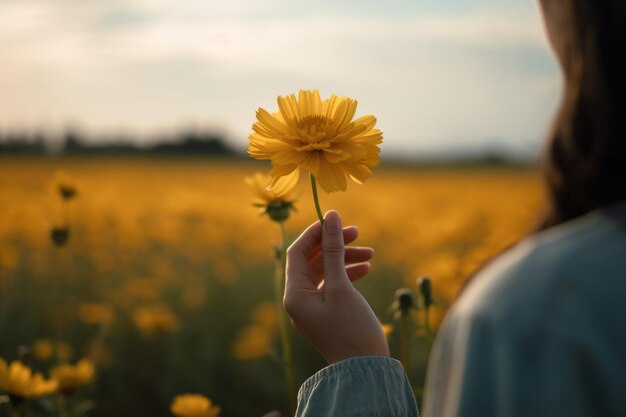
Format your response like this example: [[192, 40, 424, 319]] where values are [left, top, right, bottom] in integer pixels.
[[296, 356, 419, 417]]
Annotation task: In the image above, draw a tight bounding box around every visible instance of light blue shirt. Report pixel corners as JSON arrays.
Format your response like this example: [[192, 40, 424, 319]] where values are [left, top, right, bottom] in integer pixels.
[[422, 200, 626, 417], [296, 356, 418, 416]]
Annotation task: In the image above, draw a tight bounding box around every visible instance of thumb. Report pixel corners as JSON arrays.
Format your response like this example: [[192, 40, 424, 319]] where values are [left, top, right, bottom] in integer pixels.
[[322, 210, 349, 291]]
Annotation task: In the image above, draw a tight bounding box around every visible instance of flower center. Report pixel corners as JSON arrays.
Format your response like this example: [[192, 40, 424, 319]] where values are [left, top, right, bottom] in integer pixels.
[[296, 115, 332, 143]]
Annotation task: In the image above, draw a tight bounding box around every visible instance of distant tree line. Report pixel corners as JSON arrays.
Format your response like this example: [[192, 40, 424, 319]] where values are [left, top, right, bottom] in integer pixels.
[[0, 129, 241, 156]]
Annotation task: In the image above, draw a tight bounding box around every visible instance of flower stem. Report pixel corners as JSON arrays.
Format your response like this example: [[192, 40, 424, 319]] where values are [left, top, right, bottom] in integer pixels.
[[275, 221, 296, 415], [400, 314, 411, 377], [424, 306, 435, 348], [58, 394, 71, 417], [309, 173, 324, 224]]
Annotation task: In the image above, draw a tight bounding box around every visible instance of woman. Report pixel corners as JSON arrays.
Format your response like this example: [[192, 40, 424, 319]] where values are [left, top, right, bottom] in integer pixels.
[[283, 0, 626, 416]]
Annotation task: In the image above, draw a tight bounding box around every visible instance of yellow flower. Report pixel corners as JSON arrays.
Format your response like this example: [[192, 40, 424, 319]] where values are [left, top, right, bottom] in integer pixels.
[[77, 302, 116, 325], [251, 303, 278, 330], [50, 359, 95, 395], [132, 305, 180, 336], [0, 358, 58, 399], [245, 172, 296, 222], [232, 325, 273, 360], [248, 89, 382, 193], [232, 303, 279, 360], [171, 394, 221, 417], [32, 339, 73, 362]]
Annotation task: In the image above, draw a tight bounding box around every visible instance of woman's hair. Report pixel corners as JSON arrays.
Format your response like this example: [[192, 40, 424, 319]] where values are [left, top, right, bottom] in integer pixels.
[[540, 0, 626, 229]]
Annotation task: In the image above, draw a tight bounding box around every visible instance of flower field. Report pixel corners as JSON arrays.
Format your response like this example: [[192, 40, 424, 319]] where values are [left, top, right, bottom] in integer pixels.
[[0, 156, 543, 417]]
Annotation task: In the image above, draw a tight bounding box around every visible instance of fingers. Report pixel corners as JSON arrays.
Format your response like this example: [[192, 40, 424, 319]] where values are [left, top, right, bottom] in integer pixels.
[[315, 262, 371, 290], [285, 211, 367, 304], [307, 226, 359, 261], [346, 262, 371, 282], [286, 220, 323, 295], [308, 246, 374, 278], [343, 226, 359, 246], [321, 211, 348, 291]]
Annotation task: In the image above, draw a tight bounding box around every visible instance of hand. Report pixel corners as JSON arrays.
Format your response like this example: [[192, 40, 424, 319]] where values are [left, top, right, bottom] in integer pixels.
[[284, 210, 390, 364]]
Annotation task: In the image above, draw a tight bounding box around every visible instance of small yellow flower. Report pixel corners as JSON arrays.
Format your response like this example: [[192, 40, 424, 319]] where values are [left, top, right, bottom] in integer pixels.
[[245, 172, 296, 222], [0, 358, 58, 399], [171, 394, 221, 417], [50, 359, 95, 396], [132, 305, 180, 336], [248, 89, 382, 194], [232, 303, 279, 360], [78, 302, 116, 325], [251, 303, 278, 330], [232, 325, 273, 360], [32, 339, 73, 362]]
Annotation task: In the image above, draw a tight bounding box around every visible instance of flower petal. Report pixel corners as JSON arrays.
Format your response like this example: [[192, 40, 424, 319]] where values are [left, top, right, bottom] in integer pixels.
[[299, 151, 321, 174], [269, 168, 301, 195], [323, 148, 351, 164], [346, 164, 373, 184], [332, 98, 358, 131], [255, 108, 290, 136], [316, 157, 347, 192], [270, 163, 298, 177], [277, 94, 301, 128]]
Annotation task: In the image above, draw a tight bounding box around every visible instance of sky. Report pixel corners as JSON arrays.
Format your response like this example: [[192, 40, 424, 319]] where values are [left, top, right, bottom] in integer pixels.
[[0, 0, 562, 158]]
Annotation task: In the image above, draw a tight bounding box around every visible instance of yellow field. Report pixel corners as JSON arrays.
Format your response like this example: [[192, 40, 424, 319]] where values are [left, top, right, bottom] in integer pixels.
[[0, 157, 543, 417]]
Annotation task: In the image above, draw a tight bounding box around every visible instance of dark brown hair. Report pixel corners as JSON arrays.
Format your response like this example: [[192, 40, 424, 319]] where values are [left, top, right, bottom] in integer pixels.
[[539, 0, 626, 229]]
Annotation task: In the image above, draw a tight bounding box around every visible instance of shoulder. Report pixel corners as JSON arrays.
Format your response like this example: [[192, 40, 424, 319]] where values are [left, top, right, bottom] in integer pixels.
[[424, 202, 626, 417], [450, 203, 626, 333]]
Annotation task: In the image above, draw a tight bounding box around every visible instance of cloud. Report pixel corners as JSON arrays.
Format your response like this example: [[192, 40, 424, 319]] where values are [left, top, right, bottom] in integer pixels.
[[0, 1, 559, 154]]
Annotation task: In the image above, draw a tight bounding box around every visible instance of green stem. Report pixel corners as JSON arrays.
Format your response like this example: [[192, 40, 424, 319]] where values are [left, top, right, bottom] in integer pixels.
[[63, 201, 71, 228], [309, 173, 324, 225], [275, 221, 296, 415], [58, 394, 71, 417], [400, 315, 411, 379], [424, 306, 435, 348]]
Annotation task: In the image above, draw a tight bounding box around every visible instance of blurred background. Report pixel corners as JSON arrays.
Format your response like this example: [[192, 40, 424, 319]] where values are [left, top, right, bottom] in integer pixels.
[[1, 0, 558, 416]]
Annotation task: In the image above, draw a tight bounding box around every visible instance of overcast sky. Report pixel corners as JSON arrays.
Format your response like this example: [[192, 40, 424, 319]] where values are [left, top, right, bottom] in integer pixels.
[[0, 0, 561, 157]]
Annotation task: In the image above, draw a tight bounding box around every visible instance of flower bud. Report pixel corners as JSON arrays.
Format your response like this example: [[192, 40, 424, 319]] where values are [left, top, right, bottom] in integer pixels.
[[58, 184, 77, 201], [17, 345, 32, 366], [417, 276, 433, 309], [50, 226, 70, 247], [390, 288, 417, 320], [265, 200, 294, 223]]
